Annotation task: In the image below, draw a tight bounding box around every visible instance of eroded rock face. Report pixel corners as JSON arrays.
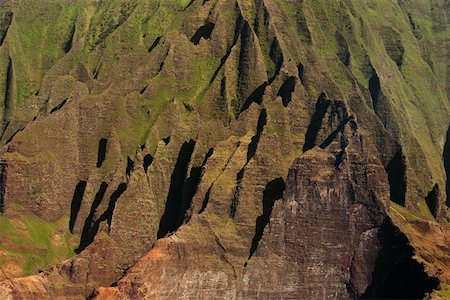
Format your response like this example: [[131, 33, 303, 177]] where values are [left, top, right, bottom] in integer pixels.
[[0, 0, 449, 298], [244, 120, 390, 299], [91, 120, 392, 299]]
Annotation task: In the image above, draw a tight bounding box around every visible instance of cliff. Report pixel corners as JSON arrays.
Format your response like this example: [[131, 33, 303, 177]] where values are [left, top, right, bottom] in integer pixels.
[[0, 0, 449, 299]]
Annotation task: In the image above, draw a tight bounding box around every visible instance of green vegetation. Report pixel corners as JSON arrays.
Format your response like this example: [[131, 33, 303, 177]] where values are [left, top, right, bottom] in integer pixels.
[[0, 206, 77, 276]]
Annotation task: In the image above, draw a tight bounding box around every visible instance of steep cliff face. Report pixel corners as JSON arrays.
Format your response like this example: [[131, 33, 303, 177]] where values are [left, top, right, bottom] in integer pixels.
[[0, 0, 449, 299]]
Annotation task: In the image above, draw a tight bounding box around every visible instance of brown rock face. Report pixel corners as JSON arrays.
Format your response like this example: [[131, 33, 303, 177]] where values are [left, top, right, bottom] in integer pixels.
[[0, 0, 448, 298], [244, 120, 390, 299], [92, 120, 395, 299]]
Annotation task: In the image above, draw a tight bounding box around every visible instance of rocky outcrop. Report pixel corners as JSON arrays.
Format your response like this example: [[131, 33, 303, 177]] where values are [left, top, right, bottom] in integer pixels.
[[92, 118, 395, 299], [0, 0, 449, 298]]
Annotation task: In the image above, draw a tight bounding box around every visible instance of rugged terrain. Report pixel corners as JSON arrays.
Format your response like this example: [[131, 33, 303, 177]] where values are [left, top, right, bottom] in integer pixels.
[[0, 0, 449, 299]]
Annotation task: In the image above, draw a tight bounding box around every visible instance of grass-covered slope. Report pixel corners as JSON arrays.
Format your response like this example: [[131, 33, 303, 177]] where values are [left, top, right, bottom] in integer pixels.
[[0, 0, 448, 298]]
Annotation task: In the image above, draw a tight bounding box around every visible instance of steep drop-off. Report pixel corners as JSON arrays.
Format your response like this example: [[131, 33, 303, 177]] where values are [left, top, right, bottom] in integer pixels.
[[0, 0, 449, 299]]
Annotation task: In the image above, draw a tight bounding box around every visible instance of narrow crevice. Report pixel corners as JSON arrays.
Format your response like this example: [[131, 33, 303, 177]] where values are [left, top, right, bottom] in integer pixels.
[[139, 86, 147, 95], [303, 93, 331, 152], [297, 62, 305, 86], [148, 36, 162, 53], [277, 76, 296, 107], [157, 60, 165, 75], [183, 148, 214, 220], [184, 0, 195, 11], [336, 31, 350, 66], [5, 128, 22, 144], [361, 218, 439, 299], [93, 62, 101, 80], [268, 38, 284, 83], [369, 71, 381, 110], [69, 180, 87, 233], [230, 168, 244, 218], [155, 47, 169, 76], [126, 157, 134, 177], [444, 125, 450, 207], [239, 82, 267, 115], [157, 140, 196, 238], [247, 109, 267, 163], [236, 22, 253, 109], [190, 22, 215, 45], [199, 184, 213, 214], [0, 12, 13, 47], [319, 116, 353, 149], [76, 182, 108, 253], [246, 178, 285, 264], [64, 24, 75, 53], [50, 98, 68, 114], [0, 121, 9, 140], [101, 183, 127, 231], [386, 150, 407, 206], [96, 138, 107, 168], [425, 184, 440, 219], [4, 57, 14, 124], [209, 14, 244, 84], [0, 161, 7, 214], [143, 154, 153, 173]]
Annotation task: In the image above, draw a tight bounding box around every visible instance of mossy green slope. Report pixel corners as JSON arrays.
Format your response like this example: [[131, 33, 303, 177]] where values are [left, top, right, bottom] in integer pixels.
[[0, 0, 448, 297]]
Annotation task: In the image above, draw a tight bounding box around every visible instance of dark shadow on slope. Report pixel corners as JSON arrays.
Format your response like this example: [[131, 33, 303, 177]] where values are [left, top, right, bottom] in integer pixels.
[[4, 57, 14, 124], [96, 138, 107, 168], [246, 178, 285, 264], [157, 140, 196, 238], [139, 86, 147, 94], [183, 148, 214, 221], [230, 168, 244, 218], [64, 24, 75, 53], [0, 12, 13, 47], [268, 38, 284, 83], [336, 31, 350, 66], [69, 180, 87, 233], [303, 93, 331, 152], [5, 128, 23, 145], [361, 218, 439, 299], [143, 154, 153, 173], [297, 62, 305, 86], [50, 98, 68, 114], [425, 184, 440, 219], [319, 116, 353, 149], [76, 182, 108, 253], [239, 82, 267, 115], [444, 125, 450, 207], [126, 157, 134, 177], [369, 71, 381, 110], [199, 184, 213, 214], [148, 36, 162, 53], [101, 182, 127, 231], [190, 22, 215, 45], [184, 0, 195, 11], [162, 136, 171, 145], [386, 150, 407, 206], [247, 109, 267, 163], [277, 76, 296, 107], [209, 14, 244, 84]]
